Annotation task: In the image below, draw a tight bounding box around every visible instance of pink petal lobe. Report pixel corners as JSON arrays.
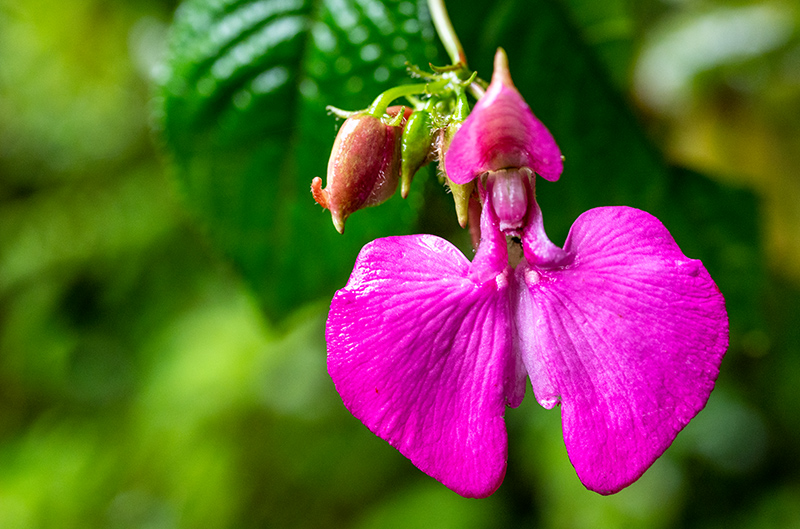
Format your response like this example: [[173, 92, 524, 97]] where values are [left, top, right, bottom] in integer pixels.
[[515, 206, 728, 494], [327, 234, 522, 498], [444, 50, 563, 184], [470, 186, 510, 283], [521, 192, 568, 267]]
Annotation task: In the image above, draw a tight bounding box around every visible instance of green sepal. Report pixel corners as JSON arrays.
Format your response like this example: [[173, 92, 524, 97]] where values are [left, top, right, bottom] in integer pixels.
[[445, 175, 475, 228], [438, 119, 473, 227]]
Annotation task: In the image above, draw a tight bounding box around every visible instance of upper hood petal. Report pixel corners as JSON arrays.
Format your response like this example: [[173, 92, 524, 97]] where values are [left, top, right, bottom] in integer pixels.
[[444, 49, 563, 184]]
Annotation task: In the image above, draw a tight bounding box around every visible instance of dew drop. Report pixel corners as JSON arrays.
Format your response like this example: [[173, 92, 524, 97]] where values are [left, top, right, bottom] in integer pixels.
[[312, 22, 336, 52], [326, 0, 358, 29], [360, 43, 381, 62], [233, 89, 252, 109], [346, 76, 364, 93], [299, 78, 319, 100], [398, 1, 414, 16], [348, 25, 368, 44], [373, 66, 389, 82], [402, 19, 420, 34], [307, 59, 327, 77], [538, 395, 561, 409], [334, 56, 352, 74], [196, 77, 215, 96], [252, 66, 289, 94], [391, 54, 407, 68]]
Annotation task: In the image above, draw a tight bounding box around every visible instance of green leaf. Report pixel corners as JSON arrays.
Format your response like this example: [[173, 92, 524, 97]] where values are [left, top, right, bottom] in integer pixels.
[[557, 0, 636, 87], [160, 0, 440, 318]]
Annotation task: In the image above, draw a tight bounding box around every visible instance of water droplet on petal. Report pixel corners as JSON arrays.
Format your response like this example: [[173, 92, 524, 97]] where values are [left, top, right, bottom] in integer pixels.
[[538, 395, 561, 409]]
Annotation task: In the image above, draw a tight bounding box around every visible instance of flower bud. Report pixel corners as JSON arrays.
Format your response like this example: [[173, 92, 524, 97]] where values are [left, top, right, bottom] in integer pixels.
[[312, 107, 410, 233], [400, 109, 436, 198]]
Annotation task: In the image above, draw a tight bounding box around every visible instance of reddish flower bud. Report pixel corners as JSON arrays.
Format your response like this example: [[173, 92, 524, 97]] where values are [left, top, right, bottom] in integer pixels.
[[312, 107, 410, 233]]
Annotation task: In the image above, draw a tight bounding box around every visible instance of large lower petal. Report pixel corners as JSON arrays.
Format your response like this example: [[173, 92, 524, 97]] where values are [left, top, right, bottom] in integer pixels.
[[327, 235, 522, 498], [515, 206, 728, 494]]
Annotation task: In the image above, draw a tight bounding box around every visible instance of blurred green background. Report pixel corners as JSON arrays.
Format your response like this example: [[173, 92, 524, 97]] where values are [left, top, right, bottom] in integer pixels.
[[1, 0, 799, 527]]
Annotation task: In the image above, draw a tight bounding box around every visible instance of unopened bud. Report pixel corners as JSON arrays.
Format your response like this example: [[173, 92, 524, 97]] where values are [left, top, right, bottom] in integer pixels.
[[311, 107, 409, 233], [400, 109, 436, 198]]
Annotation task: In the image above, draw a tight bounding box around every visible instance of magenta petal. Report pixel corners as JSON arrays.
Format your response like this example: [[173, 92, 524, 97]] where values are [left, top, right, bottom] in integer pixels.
[[327, 234, 523, 498], [444, 50, 563, 184], [515, 206, 728, 494]]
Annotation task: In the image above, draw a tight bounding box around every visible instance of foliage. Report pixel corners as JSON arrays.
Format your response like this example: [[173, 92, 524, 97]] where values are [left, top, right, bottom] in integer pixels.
[[160, 0, 439, 317]]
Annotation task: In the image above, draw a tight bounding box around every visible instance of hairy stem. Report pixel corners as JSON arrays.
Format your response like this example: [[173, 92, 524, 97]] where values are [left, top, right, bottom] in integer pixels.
[[366, 79, 449, 116]]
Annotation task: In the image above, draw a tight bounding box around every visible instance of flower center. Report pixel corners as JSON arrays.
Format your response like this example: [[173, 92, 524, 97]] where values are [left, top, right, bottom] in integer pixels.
[[488, 168, 531, 234]]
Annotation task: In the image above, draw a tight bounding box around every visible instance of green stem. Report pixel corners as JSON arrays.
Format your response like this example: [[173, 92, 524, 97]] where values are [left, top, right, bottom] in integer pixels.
[[468, 82, 485, 100], [428, 0, 466, 67], [366, 78, 449, 117]]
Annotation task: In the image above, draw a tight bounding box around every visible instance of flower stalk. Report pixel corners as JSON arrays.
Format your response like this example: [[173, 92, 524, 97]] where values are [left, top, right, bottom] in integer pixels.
[[427, 0, 467, 67]]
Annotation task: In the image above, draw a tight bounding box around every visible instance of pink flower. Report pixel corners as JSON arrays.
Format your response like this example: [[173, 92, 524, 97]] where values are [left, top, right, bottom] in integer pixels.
[[325, 50, 728, 498]]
